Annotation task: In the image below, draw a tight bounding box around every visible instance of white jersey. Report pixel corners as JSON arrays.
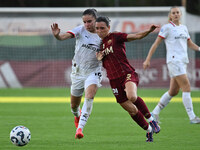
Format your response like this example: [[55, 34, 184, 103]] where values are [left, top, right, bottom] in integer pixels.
[[158, 21, 190, 64], [68, 25, 101, 73]]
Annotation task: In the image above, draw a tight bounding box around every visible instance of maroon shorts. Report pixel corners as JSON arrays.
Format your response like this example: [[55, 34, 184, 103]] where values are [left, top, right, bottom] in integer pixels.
[[109, 72, 139, 103]]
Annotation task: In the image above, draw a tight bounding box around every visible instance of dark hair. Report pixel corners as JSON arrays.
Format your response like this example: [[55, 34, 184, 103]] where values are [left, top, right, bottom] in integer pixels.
[[82, 9, 98, 19], [96, 16, 110, 27]]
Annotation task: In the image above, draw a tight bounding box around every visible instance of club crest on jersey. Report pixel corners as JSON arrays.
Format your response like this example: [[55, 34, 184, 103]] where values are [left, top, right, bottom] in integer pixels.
[[107, 39, 112, 45], [160, 27, 164, 32]]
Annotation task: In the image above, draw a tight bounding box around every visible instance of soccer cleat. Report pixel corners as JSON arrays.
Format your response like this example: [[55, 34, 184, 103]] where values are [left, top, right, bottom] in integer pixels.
[[75, 128, 84, 139], [151, 112, 161, 124], [74, 109, 81, 128], [190, 116, 200, 124], [146, 131, 153, 142], [149, 120, 160, 134]]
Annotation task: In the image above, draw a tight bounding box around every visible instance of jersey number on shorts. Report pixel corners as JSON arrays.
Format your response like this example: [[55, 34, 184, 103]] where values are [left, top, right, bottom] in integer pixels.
[[112, 88, 118, 95], [95, 72, 102, 80]]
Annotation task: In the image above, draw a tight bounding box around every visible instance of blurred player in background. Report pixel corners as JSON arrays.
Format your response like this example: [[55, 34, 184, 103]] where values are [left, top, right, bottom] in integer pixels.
[[96, 16, 160, 142], [51, 9, 102, 139], [143, 6, 200, 124]]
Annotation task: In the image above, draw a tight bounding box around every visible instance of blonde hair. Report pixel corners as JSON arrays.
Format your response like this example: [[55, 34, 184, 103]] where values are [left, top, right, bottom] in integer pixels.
[[168, 6, 182, 23]]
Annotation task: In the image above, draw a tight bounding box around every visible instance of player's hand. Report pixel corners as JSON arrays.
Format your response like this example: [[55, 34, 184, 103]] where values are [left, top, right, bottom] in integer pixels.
[[51, 23, 60, 37], [143, 60, 150, 70], [96, 51, 104, 60], [149, 24, 159, 32]]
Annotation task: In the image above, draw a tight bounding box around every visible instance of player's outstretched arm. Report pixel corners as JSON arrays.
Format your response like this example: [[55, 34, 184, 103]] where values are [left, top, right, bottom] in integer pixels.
[[127, 24, 159, 41], [188, 39, 200, 52], [143, 36, 163, 69], [51, 23, 73, 40]]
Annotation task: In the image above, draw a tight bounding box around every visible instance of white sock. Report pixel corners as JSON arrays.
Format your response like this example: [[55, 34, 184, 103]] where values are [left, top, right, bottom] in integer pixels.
[[146, 125, 152, 133], [152, 92, 172, 115], [71, 106, 80, 117], [77, 98, 93, 131], [182, 92, 196, 120], [147, 116, 154, 122]]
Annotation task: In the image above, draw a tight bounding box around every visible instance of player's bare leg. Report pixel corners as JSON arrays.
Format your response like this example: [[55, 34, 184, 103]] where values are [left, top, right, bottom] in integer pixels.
[[120, 100, 154, 142], [125, 82, 152, 118], [71, 95, 82, 128], [152, 78, 179, 123], [125, 81, 160, 133], [175, 74, 200, 124], [75, 84, 98, 139]]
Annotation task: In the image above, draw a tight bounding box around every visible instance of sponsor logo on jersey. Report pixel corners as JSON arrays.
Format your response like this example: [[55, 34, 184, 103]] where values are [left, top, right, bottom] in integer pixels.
[[81, 43, 100, 52], [175, 33, 187, 39], [102, 46, 114, 55]]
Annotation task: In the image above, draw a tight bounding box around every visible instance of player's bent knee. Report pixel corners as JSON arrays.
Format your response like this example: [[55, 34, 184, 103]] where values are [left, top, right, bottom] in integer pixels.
[[127, 95, 137, 103], [128, 109, 138, 116], [85, 88, 97, 99], [169, 91, 179, 97], [85, 93, 95, 99]]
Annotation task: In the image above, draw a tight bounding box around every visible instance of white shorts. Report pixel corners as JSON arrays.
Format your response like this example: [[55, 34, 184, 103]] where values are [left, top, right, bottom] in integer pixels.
[[70, 66, 102, 97], [167, 62, 187, 78]]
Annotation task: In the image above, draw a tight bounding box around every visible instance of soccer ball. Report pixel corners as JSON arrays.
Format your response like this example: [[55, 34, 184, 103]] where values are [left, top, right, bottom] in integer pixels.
[[10, 125, 31, 146]]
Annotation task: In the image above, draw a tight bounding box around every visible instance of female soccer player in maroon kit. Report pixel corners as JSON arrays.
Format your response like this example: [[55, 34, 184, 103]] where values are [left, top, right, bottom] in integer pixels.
[[96, 16, 160, 142]]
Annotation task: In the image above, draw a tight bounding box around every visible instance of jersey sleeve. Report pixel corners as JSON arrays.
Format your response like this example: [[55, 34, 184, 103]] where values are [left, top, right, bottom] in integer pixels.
[[67, 25, 82, 38], [114, 32, 128, 43], [158, 25, 169, 39]]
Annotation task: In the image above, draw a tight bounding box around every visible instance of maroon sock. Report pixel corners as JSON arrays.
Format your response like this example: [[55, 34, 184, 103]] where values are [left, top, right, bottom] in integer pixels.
[[134, 97, 151, 119], [131, 110, 149, 130]]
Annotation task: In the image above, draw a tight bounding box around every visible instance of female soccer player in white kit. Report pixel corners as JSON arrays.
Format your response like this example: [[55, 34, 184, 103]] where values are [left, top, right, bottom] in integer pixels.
[[143, 6, 200, 124], [51, 9, 102, 139]]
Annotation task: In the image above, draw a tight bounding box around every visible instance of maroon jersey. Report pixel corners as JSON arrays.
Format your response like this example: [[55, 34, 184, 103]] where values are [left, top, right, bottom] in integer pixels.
[[101, 32, 135, 80]]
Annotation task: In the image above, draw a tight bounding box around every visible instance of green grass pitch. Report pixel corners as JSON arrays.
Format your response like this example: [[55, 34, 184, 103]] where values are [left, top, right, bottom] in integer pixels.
[[0, 88, 200, 150]]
